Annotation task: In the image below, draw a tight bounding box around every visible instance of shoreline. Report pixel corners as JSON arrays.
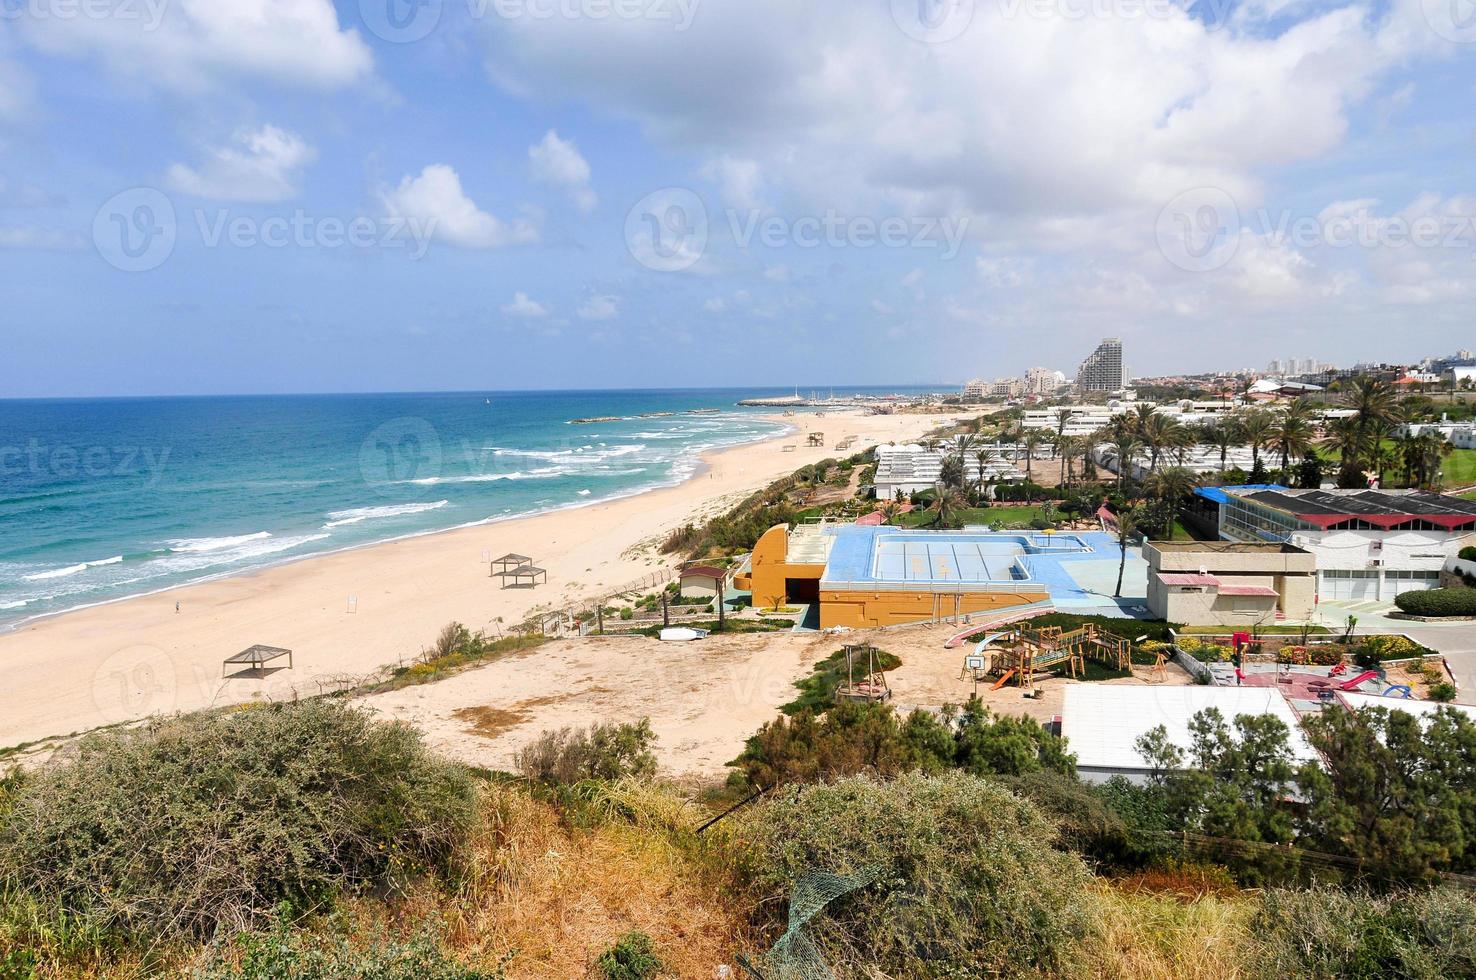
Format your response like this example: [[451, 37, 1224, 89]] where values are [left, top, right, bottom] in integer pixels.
[[0, 409, 954, 750], [0, 420, 796, 636]]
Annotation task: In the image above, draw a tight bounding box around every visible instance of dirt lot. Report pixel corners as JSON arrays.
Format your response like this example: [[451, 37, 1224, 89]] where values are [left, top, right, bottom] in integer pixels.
[[354, 622, 1193, 779], [355, 631, 837, 779]]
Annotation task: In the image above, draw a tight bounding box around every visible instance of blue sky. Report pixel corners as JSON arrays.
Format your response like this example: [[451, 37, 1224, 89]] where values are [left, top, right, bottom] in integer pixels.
[[1, 0, 1473, 397]]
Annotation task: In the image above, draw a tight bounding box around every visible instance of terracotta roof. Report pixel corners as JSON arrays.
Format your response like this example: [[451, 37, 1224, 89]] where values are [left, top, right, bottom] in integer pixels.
[[1217, 585, 1279, 597], [1158, 573, 1221, 586], [681, 565, 726, 580]]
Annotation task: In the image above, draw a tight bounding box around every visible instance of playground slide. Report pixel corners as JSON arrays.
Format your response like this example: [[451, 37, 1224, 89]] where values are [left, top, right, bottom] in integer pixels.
[[973, 633, 1009, 657], [1383, 684, 1413, 699], [1338, 670, 1380, 691], [990, 669, 1017, 691], [943, 601, 1055, 648]]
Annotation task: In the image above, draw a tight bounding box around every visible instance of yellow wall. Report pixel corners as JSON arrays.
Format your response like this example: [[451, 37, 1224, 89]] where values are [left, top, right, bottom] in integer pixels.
[[819, 589, 1042, 629], [740, 524, 823, 610]]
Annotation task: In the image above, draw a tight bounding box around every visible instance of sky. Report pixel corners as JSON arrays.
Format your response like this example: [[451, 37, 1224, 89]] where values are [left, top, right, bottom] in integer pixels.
[[0, 0, 1473, 397]]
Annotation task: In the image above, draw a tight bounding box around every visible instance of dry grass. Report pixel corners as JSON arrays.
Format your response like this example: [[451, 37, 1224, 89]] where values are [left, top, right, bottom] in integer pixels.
[[1084, 882, 1257, 980], [452, 706, 534, 740], [447, 783, 752, 979]]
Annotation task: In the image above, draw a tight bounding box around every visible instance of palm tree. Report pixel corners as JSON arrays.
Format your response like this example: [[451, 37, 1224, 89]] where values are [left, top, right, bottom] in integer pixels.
[[1238, 409, 1275, 474], [1340, 377, 1399, 476], [1143, 466, 1200, 540], [1021, 430, 1045, 483], [1056, 435, 1078, 487], [1270, 402, 1316, 475], [973, 447, 998, 501], [1204, 417, 1242, 473], [1113, 503, 1143, 598], [1108, 434, 1143, 489], [928, 484, 970, 528], [1140, 414, 1184, 473]]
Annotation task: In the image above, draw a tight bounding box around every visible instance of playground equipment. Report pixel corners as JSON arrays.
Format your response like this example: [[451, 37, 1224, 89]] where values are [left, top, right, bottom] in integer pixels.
[[976, 623, 1133, 689], [835, 642, 892, 704], [1383, 684, 1413, 699], [1338, 669, 1380, 691], [943, 601, 1056, 648]]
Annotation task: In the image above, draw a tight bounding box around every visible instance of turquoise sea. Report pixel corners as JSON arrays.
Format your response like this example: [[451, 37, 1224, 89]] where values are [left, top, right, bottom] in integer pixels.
[[0, 387, 933, 628]]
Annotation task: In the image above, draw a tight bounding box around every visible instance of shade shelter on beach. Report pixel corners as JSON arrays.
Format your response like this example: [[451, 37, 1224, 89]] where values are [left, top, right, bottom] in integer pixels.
[[490, 553, 531, 577], [500, 564, 548, 588], [222, 644, 293, 676]]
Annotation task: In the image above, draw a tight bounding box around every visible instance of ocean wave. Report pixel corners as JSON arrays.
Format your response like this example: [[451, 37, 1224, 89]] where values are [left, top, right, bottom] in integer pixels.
[[168, 531, 273, 553], [0, 599, 30, 610], [323, 500, 449, 528], [404, 468, 568, 485], [22, 555, 123, 581], [148, 532, 333, 574]]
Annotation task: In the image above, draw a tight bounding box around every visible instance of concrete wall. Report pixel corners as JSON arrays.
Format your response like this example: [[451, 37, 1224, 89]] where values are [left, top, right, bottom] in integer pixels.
[[1144, 542, 1317, 624]]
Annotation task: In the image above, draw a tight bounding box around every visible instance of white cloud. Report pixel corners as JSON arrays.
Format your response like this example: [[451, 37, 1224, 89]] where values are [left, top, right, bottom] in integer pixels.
[[901, 268, 925, 288], [577, 294, 619, 320], [703, 297, 726, 312], [871, 298, 894, 315], [0, 226, 85, 249], [701, 155, 764, 210], [502, 292, 548, 317], [166, 125, 314, 202], [528, 130, 596, 213], [763, 264, 791, 282], [381, 165, 538, 249], [16, 0, 373, 92]]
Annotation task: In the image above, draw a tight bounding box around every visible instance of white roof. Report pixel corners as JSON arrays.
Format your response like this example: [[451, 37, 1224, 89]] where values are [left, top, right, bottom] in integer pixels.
[[1062, 685, 1319, 771], [1339, 691, 1476, 721]]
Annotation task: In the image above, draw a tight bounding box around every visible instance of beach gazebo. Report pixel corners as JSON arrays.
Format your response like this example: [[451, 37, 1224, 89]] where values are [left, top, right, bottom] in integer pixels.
[[490, 552, 531, 577], [222, 644, 293, 677], [500, 565, 547, 589]]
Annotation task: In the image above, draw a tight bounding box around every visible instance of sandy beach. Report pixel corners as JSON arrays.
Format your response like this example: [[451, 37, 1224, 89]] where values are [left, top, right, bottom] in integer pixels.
[[0, 409, 953, 751]]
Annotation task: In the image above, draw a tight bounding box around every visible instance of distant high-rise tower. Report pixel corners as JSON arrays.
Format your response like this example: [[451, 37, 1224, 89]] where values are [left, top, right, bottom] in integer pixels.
[[1076, 338, 1126, 391]]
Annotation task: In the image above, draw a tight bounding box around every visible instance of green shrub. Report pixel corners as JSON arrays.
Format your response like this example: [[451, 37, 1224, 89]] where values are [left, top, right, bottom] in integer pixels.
[[739, 771, 1099, 978], [0, 702, 475, 939], [593, 931, 662, 980], [1429, 682, 1458, 703], [1252, 886, 1476, 979], [1353, 634, 1436, 664], [1394, 588, 1476, 617], [1458, 546, 1476, 562], [514, 720, 657, 786], [197, 909, 502, 980]]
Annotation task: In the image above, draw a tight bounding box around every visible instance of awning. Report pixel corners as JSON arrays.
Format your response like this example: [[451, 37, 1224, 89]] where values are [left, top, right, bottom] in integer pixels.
[[1217, 585, 1279, 597], [1158, 573, 1221, 586]]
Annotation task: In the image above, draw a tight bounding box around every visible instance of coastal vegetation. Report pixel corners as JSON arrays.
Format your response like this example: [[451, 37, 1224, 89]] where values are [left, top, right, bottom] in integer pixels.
[[4, 686, 1476, 977]]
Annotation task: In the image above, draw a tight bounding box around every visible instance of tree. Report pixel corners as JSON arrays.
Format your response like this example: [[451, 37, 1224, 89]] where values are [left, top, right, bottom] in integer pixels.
[[1056, 435, 1078, 487], [1270, 401, 1316, 476], [1297, 705, 1476, 883], [1021, 430, 1045, 483], [973, 447, 998, 501], [1143, 466, 1199, 540], [1204, 417, 1243, 474], [939, 453, 966, 492], [1137, 707, 1298, 846], [928, 484, 969, 528], [1112, 503, 1142, 598], [1238, 409, 1274, 474], [1108, 434, 1143, 490]]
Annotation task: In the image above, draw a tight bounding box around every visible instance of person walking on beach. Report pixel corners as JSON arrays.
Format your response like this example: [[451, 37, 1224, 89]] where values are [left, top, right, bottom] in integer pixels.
[[175, 601, 180, 613]]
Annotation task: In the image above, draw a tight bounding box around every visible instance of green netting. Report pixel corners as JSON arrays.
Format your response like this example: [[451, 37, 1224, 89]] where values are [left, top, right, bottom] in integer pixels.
[[740, 866, 882, 980]]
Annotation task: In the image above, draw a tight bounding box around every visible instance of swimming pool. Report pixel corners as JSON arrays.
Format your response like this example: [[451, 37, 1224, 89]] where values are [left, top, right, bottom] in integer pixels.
[[867, 532, 1091, 584]]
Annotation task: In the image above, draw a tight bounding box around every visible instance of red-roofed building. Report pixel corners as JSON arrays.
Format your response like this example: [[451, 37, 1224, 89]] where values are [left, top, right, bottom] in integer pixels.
[[1144, 540, 1317, 625], [1214, 488, 1476, 602]]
